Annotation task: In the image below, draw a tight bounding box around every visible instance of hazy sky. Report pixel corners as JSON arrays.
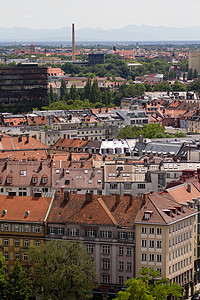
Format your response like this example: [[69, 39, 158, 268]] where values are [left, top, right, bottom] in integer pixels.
[[1, 0, 200, 29]]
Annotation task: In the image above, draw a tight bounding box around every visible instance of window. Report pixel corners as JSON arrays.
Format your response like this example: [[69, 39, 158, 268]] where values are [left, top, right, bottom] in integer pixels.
[[3, 223, 11, 232], [15, 253, 20, 260], [68, 228, 79, 236], [127, 248, 132, 256], [119, 261, 124, 271], [102, 274, 110, 283], [24, 240, 29, 247], [42, 177, 47, 184], [118, 247, 124, 256], [4, 238, 8, 246], [65, 179, 70, 185], [58, 227, 64, 235], [149, 227, 154, 235], [149, 254, 154, 262], [102, 259, 110, 270], [169, 253, 171, 261], [141, 240, 147, 247], [32, 176, 38, 184], [23, 254, 28, 261], [126, 262, 131, 271], [85, 229, 97, 237], [4, 252, 9, 260], [87, 244, 94, 253], [14, 239, 19, 247], [100, 231, 112, 238], [138, 184, 145, 189], [124, 183, 132, 189], [102, 245, 110, 255], [169, 266, 171, 274], [6, 177, 12, 184], [141, 253, 147, 261], [35, 226, 42, 233], [149, 240, 154, 248], [5, 266, 9, 274], [141, 227, 147, 234], [157, 228, 162, 235], [119, 276, 124, 285], [157, 268, 162, 274], [156, 254, 162, 262], [20, 170, 26, 176], [157, 241, 162, 248], [110, 183, 118, 189], [35, 240, 40, 246]]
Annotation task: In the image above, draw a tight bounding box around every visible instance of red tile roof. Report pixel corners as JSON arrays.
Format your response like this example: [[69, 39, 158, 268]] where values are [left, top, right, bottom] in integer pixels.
[[48, 193, 143, 227], [0, 195, 52, 222]]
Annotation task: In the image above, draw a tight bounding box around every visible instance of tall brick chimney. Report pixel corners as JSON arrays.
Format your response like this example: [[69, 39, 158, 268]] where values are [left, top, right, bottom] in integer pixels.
[[72, 23, 75, 61]]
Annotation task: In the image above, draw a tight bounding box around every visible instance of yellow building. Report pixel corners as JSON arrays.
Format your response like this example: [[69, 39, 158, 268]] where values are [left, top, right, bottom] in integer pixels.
[[0, 194, 54, 274], [135, 192, 195, 298]]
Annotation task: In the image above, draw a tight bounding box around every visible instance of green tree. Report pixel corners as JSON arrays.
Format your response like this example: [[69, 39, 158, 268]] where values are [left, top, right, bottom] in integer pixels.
[[142, 123, 166, 139], [69, 84, 79, 100], [0, 256, 9, 299], [193, 69, 198, 79], [115, 268, 183, 300], [60, 79, 67, 100], [90, 79, 101, 104], [187, 68, 193, 80], [117, 125, 143, 139], [172, 81, 186, 91], [8, 259, 32, 300], [116, 278, 154, 300], [31, 240, 98, 300], [84, 78, 92, 99]]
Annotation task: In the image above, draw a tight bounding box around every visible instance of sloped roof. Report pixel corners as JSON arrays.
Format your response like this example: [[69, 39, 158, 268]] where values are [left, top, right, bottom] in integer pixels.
[[0, 195, 52, 222], [162, 182, 200, 204], [48, 193, 143, 227], [135, 192, 194, 224]]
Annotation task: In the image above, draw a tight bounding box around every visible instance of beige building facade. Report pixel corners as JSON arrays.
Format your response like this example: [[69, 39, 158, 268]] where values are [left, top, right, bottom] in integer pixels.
[[135, 192, 195, 298]]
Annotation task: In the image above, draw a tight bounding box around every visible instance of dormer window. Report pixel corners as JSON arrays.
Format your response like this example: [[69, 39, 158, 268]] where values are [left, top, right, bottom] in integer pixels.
[[144, 211, 153, 220], [32, 175, 38, 184], [41, 175, 47, 184], [6, 175, 12, 184]]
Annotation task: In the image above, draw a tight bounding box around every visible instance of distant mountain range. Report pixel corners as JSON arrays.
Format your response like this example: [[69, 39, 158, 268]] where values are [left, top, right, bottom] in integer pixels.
[[1, 25, 200, 42]]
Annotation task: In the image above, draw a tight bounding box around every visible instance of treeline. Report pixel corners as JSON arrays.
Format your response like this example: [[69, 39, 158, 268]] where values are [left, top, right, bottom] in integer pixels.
[[117, 123, 187, 139]]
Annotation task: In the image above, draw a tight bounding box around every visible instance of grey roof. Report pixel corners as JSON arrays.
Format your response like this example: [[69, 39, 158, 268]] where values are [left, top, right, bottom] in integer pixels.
[[144, 142, 183, 155]]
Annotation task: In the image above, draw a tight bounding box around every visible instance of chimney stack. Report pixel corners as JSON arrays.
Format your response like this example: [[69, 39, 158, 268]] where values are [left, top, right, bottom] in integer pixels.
[[72, 23, 75, 61]]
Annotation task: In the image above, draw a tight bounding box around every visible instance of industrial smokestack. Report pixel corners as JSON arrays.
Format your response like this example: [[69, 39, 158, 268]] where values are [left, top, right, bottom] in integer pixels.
[[72, 23, 75, 61]]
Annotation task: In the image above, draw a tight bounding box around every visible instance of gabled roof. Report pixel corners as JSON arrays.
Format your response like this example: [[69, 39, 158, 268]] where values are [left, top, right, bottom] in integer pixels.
[[162, 182, 200, 204], [48, 193, 143, 227], [135, 192, 194, 225]]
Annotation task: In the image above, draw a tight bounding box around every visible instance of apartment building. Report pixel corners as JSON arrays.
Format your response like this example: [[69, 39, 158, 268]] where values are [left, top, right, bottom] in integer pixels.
[[0, 159, 52, 197], [135, 192, 195, 298], [47, 191, 143, 297], [52, 160, 104, 195], [30, 125, 118, 146], [0, 194, 54, 274]]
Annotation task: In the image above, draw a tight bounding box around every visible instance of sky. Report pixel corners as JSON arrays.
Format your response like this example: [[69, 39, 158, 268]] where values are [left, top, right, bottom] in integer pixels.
[[1, 0, 200, 30]]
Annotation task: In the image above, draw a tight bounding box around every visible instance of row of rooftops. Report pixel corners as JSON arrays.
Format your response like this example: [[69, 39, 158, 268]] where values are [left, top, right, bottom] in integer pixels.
[[0, 184, 196, 227]]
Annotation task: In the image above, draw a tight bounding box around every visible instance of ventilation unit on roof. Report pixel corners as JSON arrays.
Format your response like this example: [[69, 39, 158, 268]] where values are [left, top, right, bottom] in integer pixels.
[[25, 211, 30, 217], [2, 209, 7, 216]]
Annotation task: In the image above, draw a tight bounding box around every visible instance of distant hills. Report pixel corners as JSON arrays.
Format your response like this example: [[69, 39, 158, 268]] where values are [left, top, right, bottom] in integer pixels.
[[1, 25, 200, 42]]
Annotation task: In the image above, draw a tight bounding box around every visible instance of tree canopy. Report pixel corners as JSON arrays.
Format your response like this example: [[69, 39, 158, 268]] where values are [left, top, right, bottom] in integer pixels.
[[117, 123, 166, 139], [115, 268, 183, 300], [30, 240, 98, 300]]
